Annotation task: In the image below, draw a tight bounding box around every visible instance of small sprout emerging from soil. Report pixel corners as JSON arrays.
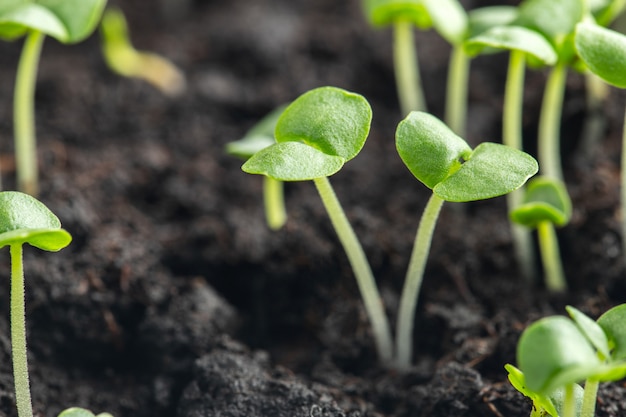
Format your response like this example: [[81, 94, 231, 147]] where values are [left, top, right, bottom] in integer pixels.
[[0, 191, 72, 417], [242, 86, 394, 364], [510, 304, 626, 417], [0, 0, 107, 196], [226, 105, 288, 230], [510, 177, 572, 292], [574, 21, 626, 266], [394, 111, 537, 367], [57, 408, 113, 417], [100, 7, 186, 97]]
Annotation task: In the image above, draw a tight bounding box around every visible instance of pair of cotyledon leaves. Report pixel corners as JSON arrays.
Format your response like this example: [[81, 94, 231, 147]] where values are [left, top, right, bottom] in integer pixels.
[[0, 0, 106, 43], [242, 86, 537, 203]]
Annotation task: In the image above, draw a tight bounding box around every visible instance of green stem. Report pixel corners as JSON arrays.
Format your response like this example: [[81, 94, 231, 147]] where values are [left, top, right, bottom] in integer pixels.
[[313, 177, 394, 364], [537, 220, 567, 292], [579, 71, 609, 158], [395, 193, 444, 368], [538, 63, 567, 181], [393, 20, 426, 115], [263, 177, 287, 231], [581, 379, 599, 417], [14, 30, 45, 196], [445, 45, 469, 137], [503, 50, 535, 282], [562, 383, 576, 417], [10, 244, 33, 417]]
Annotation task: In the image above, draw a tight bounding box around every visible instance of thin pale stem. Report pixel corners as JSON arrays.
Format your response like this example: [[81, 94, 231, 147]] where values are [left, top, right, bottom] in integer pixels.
[[313, 177, 394, 364], [622, 105, 626, 266], [537, 220, 567, 292], [14, 30, 45, 196], [395, 193, 444, 368], [562, 383, 576, 417], [393, 20, 426, 115], [445, 45, 469, 137], [581, 379, 599, 417], [503, 50, 535, 282], [579, 71, 609, 158], [263, 177, 287, 231], [538, 63, 567, 181], [10, 244, 33, 417]]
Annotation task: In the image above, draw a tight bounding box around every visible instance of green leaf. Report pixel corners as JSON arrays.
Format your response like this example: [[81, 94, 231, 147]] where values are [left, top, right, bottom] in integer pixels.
[[421, 0, 468, 44], [566, 305, 611, 360], [434, 142, 538, 202], [575, 22, 626, 89], [467, 6, 518, 39], [515, 0, 584, 43], [396, 111, 472, 190], [591, 0, 626, 27], [242, 141, 345, 181], [275, 86, 371, 163], [0, 0, 107, 43], [58, 408, 114, 417], [464, 25, 557, 65], [225, 105, 287, 159], [505, 364, 560, 417], [510, 177, 572, 228], [518, 315, 601, 394], [598, 304, 626, 360], [0, 191, 72, 251], [362, 0, 431, 28]]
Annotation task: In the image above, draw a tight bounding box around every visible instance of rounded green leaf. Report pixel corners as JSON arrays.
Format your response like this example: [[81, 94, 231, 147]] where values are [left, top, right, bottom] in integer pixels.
[[433, 142, 538, 202], [362, 0, 431, 28], [515, 0, 584, 43], [275, 86, 372, 163], [575, 22, 626, 89], [598, 304, 626, 361], [591, 0, 626, 27], [505, 364, 560, 417], [518, 315, 601, 394], [0, 191, 71, 251], [0, 0, 106, 43], [464, 25, 557, 65], [225, 105, 287, 159], [467, 6, 518, 39], [242, 142, 344, 181], [510, 177, 572, 228], [58, 408, 114, 417], [421, 0, 468, 44], [566, 305, 611, 360], [396, 111, 472, 190]]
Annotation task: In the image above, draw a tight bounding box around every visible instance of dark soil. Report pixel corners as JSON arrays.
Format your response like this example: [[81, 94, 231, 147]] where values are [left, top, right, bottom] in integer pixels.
[[0, 0, 625, 416]]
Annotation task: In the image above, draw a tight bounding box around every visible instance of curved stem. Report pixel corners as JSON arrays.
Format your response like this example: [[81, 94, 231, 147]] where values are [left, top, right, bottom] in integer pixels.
[[537, 220, 567, 292], [263, 177, 287, 230], [503, 50, 535, 282], [538, 63, 567, 181], [581, 379, 599, 417], [445, 45, 469, 137], [393, 20, 426, 115], [395, 193, 444, 368], [14, 30, 45, 196], [313, 177, 394, 364], [10, 244, 33, 417]]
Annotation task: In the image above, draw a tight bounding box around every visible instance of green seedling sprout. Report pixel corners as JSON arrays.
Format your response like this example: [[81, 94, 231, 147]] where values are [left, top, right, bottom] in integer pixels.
[[465, 24, 556, 282], [100, 7, 186, 97], [510, 176, 572, 292], [0, 0, 107, 196], [242, 86, 394, 364], [394, 111, 538, 368], [509, 304, 626, 417], [574, 21, 626, 267], [0, 191, 72, 417], [226, 105, 288, 230], [57, 408, 113, 417]]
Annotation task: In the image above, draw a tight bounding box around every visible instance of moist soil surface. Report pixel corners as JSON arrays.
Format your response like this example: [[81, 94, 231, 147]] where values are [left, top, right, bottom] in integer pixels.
[[0, 0, 625, 416]]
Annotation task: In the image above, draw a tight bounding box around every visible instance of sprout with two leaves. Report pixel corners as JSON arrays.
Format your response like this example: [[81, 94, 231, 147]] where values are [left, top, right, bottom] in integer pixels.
[[0, 0, 107, 195]]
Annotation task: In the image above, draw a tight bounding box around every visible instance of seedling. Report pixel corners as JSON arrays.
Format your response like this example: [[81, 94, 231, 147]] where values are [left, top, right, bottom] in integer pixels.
[[57, 408, 113, 417], [0, 0, 107, 196], [510, 177, 572, 292], [465, 24, 556, 282], [574, 21, 626, 265], [100, 7, 186, 97], [226, 105, 288, 230], [242, 86, 394, 364], [0, 191, 72, 417], [394, 111, 537, 367], [509, 304, 626, 417]]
